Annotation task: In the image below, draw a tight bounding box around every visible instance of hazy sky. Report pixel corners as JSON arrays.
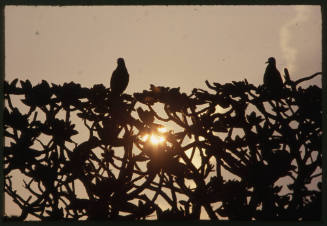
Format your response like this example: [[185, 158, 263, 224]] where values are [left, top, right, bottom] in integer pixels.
[[5, 5, 322, 94]]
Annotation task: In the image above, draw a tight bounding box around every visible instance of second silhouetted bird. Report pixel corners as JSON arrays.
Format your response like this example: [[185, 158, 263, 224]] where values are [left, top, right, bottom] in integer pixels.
[[110, 58, 129, 95], [263, 57, 283, 93]]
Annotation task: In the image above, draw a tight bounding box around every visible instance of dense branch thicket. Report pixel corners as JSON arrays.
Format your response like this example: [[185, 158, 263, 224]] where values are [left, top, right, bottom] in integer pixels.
[[3, 72, 322, 221]]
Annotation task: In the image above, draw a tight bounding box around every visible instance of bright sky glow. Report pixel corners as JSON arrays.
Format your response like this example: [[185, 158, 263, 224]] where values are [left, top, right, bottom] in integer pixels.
[[149, 134, 166, 144], [140, 126, 168, 144], [141, 132, 166, 145], [157, 127, 168, 133]]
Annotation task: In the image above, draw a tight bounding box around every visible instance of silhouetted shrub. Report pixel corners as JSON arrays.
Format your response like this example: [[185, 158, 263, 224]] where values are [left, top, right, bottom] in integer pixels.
[[3, 72, 322, 221]]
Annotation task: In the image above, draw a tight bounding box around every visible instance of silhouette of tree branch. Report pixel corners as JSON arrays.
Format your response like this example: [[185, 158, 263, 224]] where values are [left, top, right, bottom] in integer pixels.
[[294, 72, 322, 86], [3, 73, 322, 221]]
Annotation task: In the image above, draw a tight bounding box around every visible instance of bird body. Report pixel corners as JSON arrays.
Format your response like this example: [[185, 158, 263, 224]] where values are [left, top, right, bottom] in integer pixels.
[[110, 58, 129, 95], [263, 57, 283, 93]]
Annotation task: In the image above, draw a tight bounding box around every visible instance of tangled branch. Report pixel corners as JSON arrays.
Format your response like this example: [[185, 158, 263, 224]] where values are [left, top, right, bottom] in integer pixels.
[[3, 71, 322, 221]]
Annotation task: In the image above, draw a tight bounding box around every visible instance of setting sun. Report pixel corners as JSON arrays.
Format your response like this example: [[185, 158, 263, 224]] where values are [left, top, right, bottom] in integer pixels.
[[150, 134, 165, 144], [141, 126, 168, 145], [141, 133, 166, 145], [140, 126, 168, 145]]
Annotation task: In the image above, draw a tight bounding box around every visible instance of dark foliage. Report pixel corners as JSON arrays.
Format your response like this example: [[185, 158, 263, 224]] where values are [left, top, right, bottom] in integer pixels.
[[3, 72, 322, 221]]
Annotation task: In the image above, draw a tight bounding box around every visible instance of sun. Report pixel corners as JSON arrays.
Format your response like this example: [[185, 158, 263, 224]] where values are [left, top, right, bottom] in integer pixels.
[[141, 133, 166, 145], [149, 134, 165, 144], [140, 126, 168, 145]]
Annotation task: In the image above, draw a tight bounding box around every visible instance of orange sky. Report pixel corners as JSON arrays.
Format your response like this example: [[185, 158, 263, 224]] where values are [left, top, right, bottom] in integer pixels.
[[5, 5, 322, 93]]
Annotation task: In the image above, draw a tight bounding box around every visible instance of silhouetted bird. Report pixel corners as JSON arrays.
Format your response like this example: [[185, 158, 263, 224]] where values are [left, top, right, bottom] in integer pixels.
[[110, 58, 129, 95], [263, 57, 283, 94]]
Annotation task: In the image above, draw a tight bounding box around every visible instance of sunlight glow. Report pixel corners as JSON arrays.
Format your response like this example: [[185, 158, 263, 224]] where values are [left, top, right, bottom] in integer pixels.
[[141, 134, 149, 142], [157, 127, 168, 133], [150, 134, 165, 144], [141, 133, 166, 145], [140, 126, 168, 145]]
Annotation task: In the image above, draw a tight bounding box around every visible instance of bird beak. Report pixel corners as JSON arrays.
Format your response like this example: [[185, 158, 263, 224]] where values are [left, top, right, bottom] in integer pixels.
[[265, 61, 268, 64]]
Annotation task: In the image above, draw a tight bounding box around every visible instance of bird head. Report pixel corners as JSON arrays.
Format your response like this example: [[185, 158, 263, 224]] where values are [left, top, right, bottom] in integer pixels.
[[265, 57, 276, 65], [117, 58, 125, 66]]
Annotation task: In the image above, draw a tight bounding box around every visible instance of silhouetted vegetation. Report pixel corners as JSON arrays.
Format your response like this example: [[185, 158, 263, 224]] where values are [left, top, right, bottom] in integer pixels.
[[3, 71, 322, 221]]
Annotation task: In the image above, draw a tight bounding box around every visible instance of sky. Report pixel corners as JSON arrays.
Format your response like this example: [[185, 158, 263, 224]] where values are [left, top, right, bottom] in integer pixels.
[[5, 5, 322, 94], [4, 5, 322, 219]]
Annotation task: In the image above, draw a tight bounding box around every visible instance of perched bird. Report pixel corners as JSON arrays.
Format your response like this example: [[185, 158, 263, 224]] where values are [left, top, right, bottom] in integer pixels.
[[110, 58, 129, 95], [263, 57, 283, 94]]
